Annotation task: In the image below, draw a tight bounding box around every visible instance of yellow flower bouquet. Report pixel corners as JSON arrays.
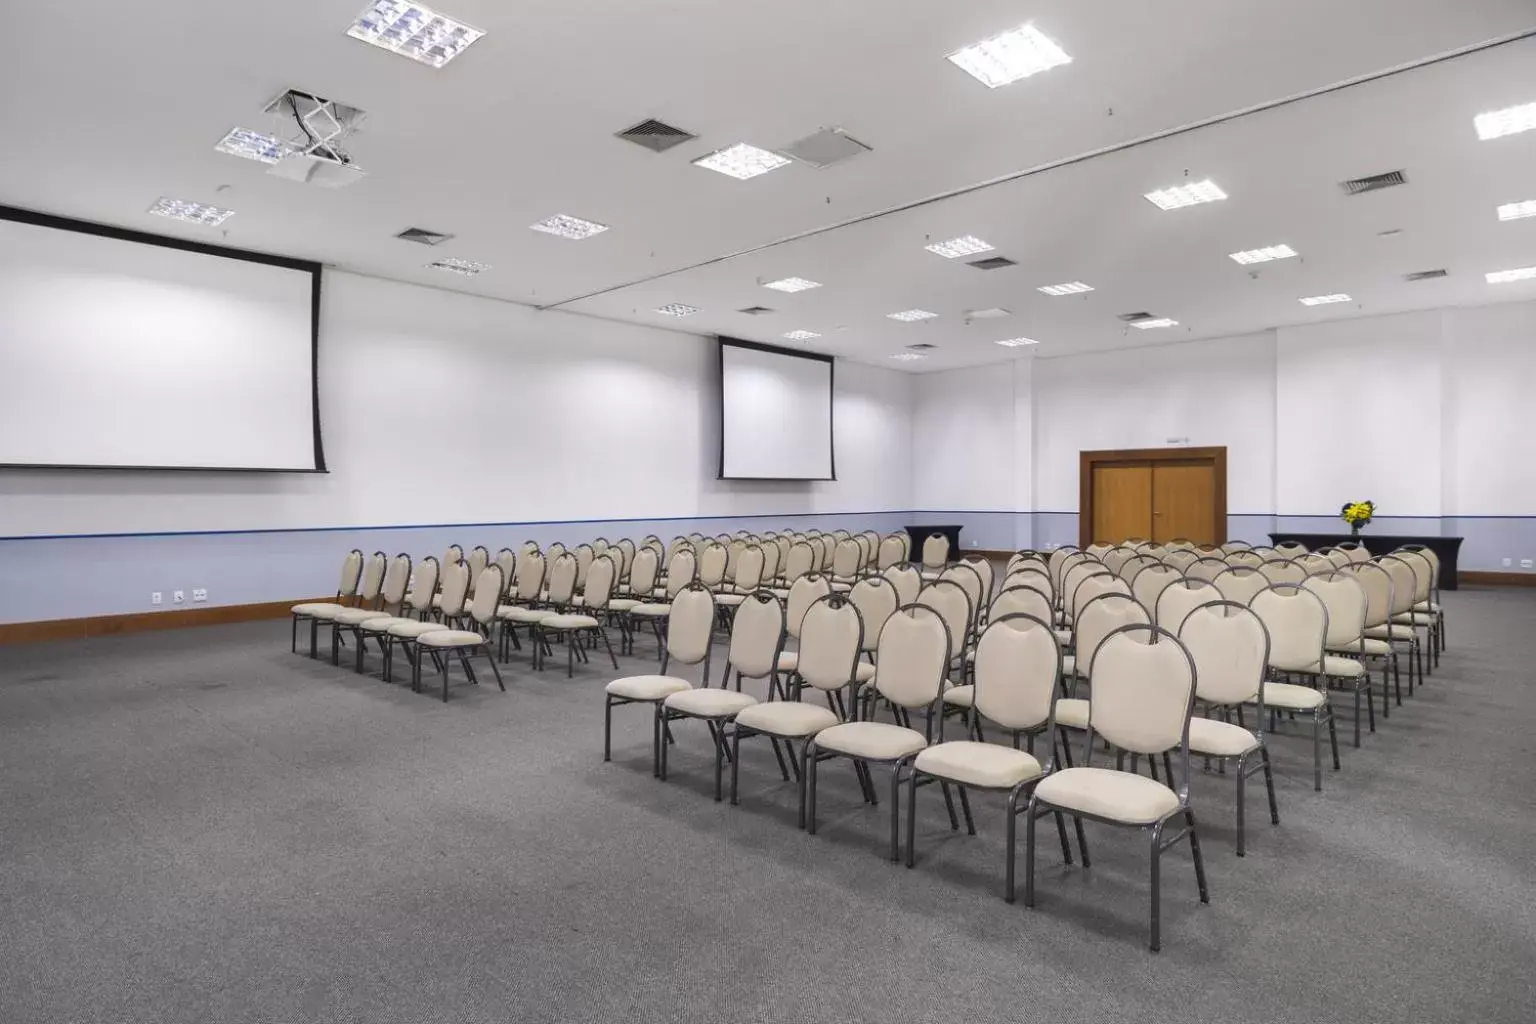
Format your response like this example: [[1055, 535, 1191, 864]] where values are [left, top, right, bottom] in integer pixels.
[[1340, 500, 1375, 536]]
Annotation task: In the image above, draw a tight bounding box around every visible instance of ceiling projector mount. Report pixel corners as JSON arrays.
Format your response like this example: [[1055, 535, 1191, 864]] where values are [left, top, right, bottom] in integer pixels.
[[260, 89, 368, 189]]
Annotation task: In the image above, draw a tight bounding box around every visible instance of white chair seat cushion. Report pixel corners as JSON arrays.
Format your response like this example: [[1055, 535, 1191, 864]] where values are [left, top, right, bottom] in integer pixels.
[[1364, 624, 1416, 640], [664, 689, 758, 717], [716, 594, 747, 607], [387, 620, 450, 638], [1263, 681, 1326, 710], [1392, 612, 1436, 626], [332, 607, 387, 625], [629, 604, 671, 618], [417, 629, 487, 648], [431, 594, 444, 609], [541, 614, 599, 631], [854, 661, 876, 683], [1413, 600, 1441, 613], [358, 616, 410, 631], [1054, 629, 1072, 646], [776, 651, 799, 672], [1321, 655, 1365, 678], [768, 588, 792, 600], [606, 675, 692, 701], [915, 741, 1042, 789], [735, 701, 838, 737], [1186, 718, 1260, 758], [942, 685, 975, 708], [815, 721, 927, 761], [1034, 766, 1181, 825], [1054, 697, 1089, 729], [1330, 638, 1391, 657], [292, 602, 345, 616], [607, 599, 642, 611], [499, 607, 553, 624], [1062, 654, 1077, 678], [829, 582, 852, 593]]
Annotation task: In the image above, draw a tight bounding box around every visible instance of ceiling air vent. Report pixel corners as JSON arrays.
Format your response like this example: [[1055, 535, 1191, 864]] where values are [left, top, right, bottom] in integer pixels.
[[1341, 170, 1407, 196], [1404, 269, 1448, 281], [616, 119, 697, 153], [967, 256, 1017, 270], [907, 342, 937, 350], [1118, 311, 1155, 322], [737, 306, 775, 315], [395, 227, 454, 246]]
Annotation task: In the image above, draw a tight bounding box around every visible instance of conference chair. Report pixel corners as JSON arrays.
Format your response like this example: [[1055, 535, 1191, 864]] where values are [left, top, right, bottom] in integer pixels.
[[807, 603, 951, 861], [1274, 541, 1309, 559], [384, 561, 460, 688], [921, 532, 949, 575], [717, 544, 766, 615], [697, 541, 728, 593], [1365, 557, 1426, 690], [291, 549, 364, 654], [630, 547, 699, 660], [1226, 549, 1264, 570], [1399, 545, 1446, 650], [1154, 577, 1220, 632], [361, 556, 439, 684], [497, 549, 550, 663], [1221, 541, 1253, 554], [335, 552, 411, 673], [1247, 584, 1341, 791], [846, 575, 898, 687], [603, 583, 716, 773], [1102, 545, 1136, 575], [1023, 624, 1209, 952], [1259, 558, 1307, 587], [938, 562, 985, 640], [1386, 552, 1441, 667], [1055, 593, 1151, 752], [774, 574, 835, 695], [305, 551, 387, 660], [1131, 564, 1182, 617], [607, 546, 658, 655], [525, 553, 581, 668], [877, 533, 907, 570], [1176, 601, 1278, 856], [1294, 552, 1334, 577], [882, 562, 923, 606], [1213, 566, 1268, 607], [1186, 556, 1228, 583], [1163, 548, 1199, 573], [774, 541, 815, 594], [1302, 571, 1386, 741], [414, 565, 506, 703], [1342, 562, 1408, 703], [536, 552, 621, 677], [915, 580, 972, 687]]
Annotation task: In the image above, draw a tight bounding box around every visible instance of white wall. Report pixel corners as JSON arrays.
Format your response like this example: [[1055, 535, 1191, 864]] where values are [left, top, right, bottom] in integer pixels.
[[1446, 301, 1536, 516]]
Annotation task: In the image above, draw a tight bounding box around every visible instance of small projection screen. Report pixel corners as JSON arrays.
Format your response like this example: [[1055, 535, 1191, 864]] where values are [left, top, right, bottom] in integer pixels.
[[718, 337, 834, 481], [0, 206, 324, 472]]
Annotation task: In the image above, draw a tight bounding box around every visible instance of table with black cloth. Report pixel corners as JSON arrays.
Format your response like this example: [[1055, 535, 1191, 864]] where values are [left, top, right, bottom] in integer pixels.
[[1267, 532, 1464, 590], [905, 524, 963, 563]]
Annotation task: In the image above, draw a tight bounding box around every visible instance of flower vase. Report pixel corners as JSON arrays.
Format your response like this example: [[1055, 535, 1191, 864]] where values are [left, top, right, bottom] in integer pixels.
[[1350, 524, 1361, 537]]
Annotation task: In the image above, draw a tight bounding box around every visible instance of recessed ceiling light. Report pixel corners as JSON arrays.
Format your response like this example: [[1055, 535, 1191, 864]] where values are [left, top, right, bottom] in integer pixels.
[[995, 337, 1038, 347], [346, 1, 484, 68], [925, 235, 995, 259], [1229, 244, 1298, 265], [1131, 318, 1179, 329], [529, 214, 609, 240], [147, 197, 234, 227], [215, 127, 293, 164], [1486, 266, 1536, 284], [427, 257, 489, 276], [946, 24, 1071, 88], [889, 352, 927, 361], [1496, 200, 1536, 222], [1144, 179, 1228, 210], [1474, 101, 1536, 141], [783, 330, 821, 340], [965, 307, 1012, 319], [887, 309, 938, 322], [1038, 281, 1094, 296], [692, 143, 791, 180], [1299, 293, 1352, 306], [656, 303, 700, 317], [763, 277, 822, 293]]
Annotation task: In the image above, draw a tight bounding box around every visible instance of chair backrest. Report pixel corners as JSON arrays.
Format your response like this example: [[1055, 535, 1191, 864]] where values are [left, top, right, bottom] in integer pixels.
[[795, 593, 864, 693], [1165, 539, 1197, 552], [1186, 556, 1228, 583], [916, 580, 971, 661], [728, 592, 785, 681], [514, 550, 547, 602], [848, 576, 898, 653], [439, 560, 471, 618], [1225, 549, 1264, 569], [444, 544, 464, 566], [758, 540, 781, 585], [878, 533, 907, 570], [1119, 553, 1161, 584], [494, 548, 517, 595], [1392, 550, 1434, 605], [548, 542, 569, 561], [874, 605, 952, 713], [771, 535, 793, 576], [782, 542, 815, 582], [628, 547, 660, 596], [1303, 571, 1366, 648], [664, 536, 691, 567], [665, 585, 716, 668], [1087, 625, 1196, 758], [614, 538, 636, 577], [972, 613, 1061, 732], [733, 545, 766, 593], [1249, 584, 1327, 673], [380, 553, 413, 609], [785, 574, 834, 638], [1323, 547, 1352, 570], [1341, 542, 1372, 564], [468, 566, 503, 624], [664, 547, 698, 599], [572, 543, 594, 587], [1102, 546, 1136, 574], [831, 539, 861, 579], [938, 563, 984, 632], [1177, 601, 1268, 707], [1294, 552, 1333, 577], [337, 549, 365, 597], [467, 545, 490, 581], [582, 554, 617, 612], [520, 540, 541, 555], [1213, 566, 1267, 607], [591, 537, 609, 553], [1377, 556, 1419, 617], [724, 539, 747, 583], [1049, 548, 1083, 594], [1403, 545, 1441, 593], [990, 585, 1053, 626], [1002, 567, 1053, 603], [1075, 593, 1151, 679], [545, 553, 579, 605], [1162, 548, 1198, 572], [921, 532, 950, 569], [1274, 541, 1309, 557], [1131, 564, 1182, 616], [405, 557, 440, 614], [358, 552, 388, 604], [696, 542, 728, 588], [961, 556, 994, 607], [883, 563, 923, 606], [1006, 551, 1046, 574], [1221, 541, 1252, 554], [1069, 571, 1128, 625], [1259, 558, 1307, 587], [1343, 561, 1393, 629], [1062, 561, 1107, 613], [1154, 577, 1220, 631], [1085, 542, 1115, 560]]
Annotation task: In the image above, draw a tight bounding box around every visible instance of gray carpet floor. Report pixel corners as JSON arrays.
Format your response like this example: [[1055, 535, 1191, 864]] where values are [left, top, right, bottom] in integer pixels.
[[2, 589, 1534, 1023]]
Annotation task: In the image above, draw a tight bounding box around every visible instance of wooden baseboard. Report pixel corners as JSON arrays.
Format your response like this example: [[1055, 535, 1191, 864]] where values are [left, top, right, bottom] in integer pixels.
[[0, 598, 328, 646], [1458, 571, 1536, 588]]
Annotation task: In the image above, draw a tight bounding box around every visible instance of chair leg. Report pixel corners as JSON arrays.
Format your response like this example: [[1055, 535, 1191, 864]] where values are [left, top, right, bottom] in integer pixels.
[[958, 786, 976, 836], [1351, 678, 1362, 748], [797, 740, 813, 829], [291, 616, 299, 653], [713, 720, 725, 803], [1312, 710, 1323, 792], [1235, 755, 1247, 857], [805, 743, 819, 834], [483, 649, 504, 691], [600, 628, 619, 670], [889, 762, 904, 863], [1149, 823, 1163, 952], [441, 651, 450, 703], [603, 696, 613, 762], [1187, 807, 1210, 904], [1074, 815, 1090, 868], [906, 771, 920, 869], [1327, 705, 1341, 771], [729, 727, 743, 805], [1022, 795, 1039, 907], [1261, 745, 1280, 824]]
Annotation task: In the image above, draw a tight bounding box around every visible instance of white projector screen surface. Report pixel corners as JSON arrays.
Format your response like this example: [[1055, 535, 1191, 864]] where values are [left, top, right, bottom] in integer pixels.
[[0, 213, 321, 471], [719, 340, 834, 480]]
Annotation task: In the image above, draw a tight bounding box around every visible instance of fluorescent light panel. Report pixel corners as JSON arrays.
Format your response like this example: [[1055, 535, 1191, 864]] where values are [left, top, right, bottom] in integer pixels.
[[889, 352, 927, 361], [1229, 244, 1298, 265], [529, 214, 609, 239], [656, 303, 700, 317], [947, 24, 1071, 88], [1299, 293, 1352, 306], [1131, 318, 1179, 329], [887, 309, 938, 322], [215, 127, 292, 164], [1038, 281, 1093, 296], [1486, 266, 1536, 284], [925, 235, 994, 258], [1496, 200, 1536, 222], [347, 1, 484, 68], [1474, 101, 1536, 141], [763, 277, 821, 293], [427, 257, 489, 276], [147, 197, 234, 227], [995, 337, 1038, 347], [783, 330, 821, 340], [1144, 179, 1227, 210], [692, 143, 790, 180]]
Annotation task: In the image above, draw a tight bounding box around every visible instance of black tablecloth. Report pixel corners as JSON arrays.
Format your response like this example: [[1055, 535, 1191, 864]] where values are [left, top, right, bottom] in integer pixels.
[[1268, 533, 1464, 590], [905, 524, 963, 563]]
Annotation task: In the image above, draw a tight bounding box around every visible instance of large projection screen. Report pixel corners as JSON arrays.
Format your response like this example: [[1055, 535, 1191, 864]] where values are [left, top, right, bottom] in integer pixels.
[[0, 207, 324, 472], [719, 338, 834, 481]]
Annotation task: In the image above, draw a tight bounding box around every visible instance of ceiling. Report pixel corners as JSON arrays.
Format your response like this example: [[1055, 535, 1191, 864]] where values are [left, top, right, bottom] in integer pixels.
[[2, 1, 1534, 372]]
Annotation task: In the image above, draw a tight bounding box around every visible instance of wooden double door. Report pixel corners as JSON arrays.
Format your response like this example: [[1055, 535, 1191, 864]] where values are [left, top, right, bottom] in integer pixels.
[[1079, 447, 1227, 547]]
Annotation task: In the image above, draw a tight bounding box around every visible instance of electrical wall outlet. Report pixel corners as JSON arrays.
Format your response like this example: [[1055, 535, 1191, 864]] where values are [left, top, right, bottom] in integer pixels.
[[151, 592, 162, 606], [1503, 557, 1514, 567], [192, 588, 208, 603], [173, 590, 185, 604], [1522, 559, 1534, 570]]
